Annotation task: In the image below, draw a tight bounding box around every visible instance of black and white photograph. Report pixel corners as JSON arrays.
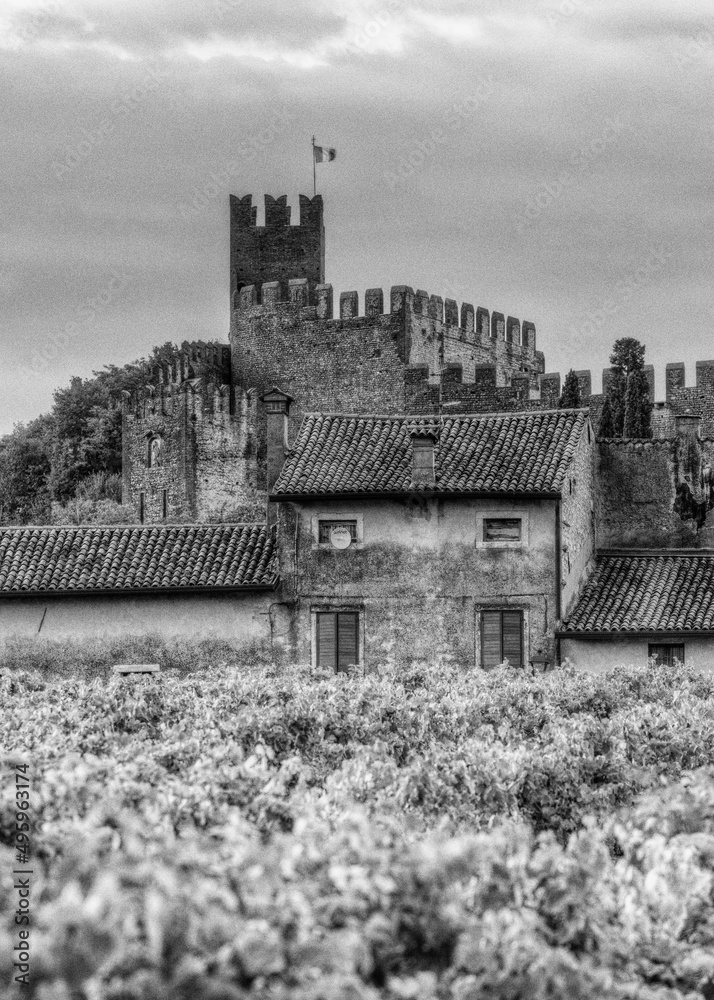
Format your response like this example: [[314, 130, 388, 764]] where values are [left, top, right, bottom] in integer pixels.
[[1, 0, 714, 996]]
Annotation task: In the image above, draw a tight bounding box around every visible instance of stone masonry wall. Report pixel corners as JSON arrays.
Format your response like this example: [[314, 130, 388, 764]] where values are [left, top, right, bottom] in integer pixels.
[[595, 439, 699, 548], [123, 381, 263, 523]]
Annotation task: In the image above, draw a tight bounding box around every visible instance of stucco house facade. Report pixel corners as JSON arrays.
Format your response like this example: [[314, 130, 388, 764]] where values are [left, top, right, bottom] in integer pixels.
[[266, 400, 595, 671]]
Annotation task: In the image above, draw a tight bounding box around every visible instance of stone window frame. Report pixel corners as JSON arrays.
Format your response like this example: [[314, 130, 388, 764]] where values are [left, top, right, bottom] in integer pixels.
[[310, 603, 365, 671], [311, 513, 364, 550], [147, 433, 164, 469], [475, 509, 529, 549]]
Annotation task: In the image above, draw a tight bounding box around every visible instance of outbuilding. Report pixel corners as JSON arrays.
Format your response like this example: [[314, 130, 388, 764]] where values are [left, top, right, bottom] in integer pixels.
[[558, 550, 714, 675]]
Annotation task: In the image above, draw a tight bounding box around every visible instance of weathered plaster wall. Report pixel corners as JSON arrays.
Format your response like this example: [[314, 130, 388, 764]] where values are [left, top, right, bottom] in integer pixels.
[[595, 440, 698, 547], [561, 423, 596, 617], [0, 591, 274, 654], [560, 635, 714, 676], [282, 496, 559, 669]]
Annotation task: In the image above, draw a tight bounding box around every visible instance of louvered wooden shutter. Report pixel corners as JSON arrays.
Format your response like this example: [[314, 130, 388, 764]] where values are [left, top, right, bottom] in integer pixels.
[[502, 611, 523, 667], [481, 611, 502, 668], [316, 613, 337, 669], [337, 613, 359, 672]]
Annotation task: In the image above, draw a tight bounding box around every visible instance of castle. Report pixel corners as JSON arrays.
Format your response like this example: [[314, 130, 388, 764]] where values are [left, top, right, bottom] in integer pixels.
[[3, 194, 714, 674], [122, 193, 714, 552]]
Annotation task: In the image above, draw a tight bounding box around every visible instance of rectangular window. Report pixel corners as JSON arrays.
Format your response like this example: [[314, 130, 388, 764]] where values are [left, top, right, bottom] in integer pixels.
[[481, 610, 523, 668], [139, 492, 145, 524], [162, 490, 168, 520], [316, 612, 360, 672], [483, 518, 522, 542], [318, 520, 358, 545], [649, 643, 685, 666]]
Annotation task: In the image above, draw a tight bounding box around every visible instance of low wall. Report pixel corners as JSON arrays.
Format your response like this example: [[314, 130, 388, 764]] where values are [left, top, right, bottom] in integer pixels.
[[0, 591, 274, 654], [560, 635, 714, 675]]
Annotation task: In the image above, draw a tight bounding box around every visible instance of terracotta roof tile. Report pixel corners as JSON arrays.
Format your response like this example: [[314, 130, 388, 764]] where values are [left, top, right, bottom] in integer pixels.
[[561, 553, 714, 633], [0, 524, 278, 594], [272, 409, 587, 496]]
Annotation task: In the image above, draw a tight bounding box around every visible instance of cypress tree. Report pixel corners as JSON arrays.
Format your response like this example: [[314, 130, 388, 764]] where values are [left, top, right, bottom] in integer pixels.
[[559, 370, 582, 409], [598, 395, 615, 437], [623, 372, 644, 437], [605, 338, 652, 438]]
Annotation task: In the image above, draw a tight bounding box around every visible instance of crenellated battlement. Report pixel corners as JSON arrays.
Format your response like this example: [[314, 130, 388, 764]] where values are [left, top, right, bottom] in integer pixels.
[[232, 279, 536, 347], [125, 340, 235, 420], [232, 278, 542, 391], [230, 193, 325, 303]]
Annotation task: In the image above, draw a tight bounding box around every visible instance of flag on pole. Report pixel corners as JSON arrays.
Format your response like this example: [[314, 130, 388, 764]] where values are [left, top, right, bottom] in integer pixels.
[[313, 144, 336, 162]]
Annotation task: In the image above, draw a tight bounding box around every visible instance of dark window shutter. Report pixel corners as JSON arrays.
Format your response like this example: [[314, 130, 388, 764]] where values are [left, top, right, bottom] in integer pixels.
[[337, 613, 359, 671], [316, 613, 337, 669], [502, 611, 523, 667], [481, 611, 502, 668]]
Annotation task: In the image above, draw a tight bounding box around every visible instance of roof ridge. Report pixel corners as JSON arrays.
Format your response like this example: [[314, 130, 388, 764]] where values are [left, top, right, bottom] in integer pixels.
[[0, 522, 269, 531], [597, 548, 714, 557], [300, 408, 589, 420]]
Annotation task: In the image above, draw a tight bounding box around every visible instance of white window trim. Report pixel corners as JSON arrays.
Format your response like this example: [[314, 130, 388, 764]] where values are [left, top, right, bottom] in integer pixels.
[[310, 605, 365, 671], [311, 513, 365, 550], [475, 509, 529, 549]]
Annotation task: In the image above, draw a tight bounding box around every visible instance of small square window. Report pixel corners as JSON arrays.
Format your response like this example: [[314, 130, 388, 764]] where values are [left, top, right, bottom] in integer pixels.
[[484, 518, 522, 542], [649, 643, 684, 666], [318, 520, 358, 545]]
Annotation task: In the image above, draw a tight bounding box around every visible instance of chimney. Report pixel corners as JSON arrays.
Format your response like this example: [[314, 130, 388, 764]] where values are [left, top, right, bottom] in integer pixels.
[[411, 429, 438, 486], [260, 387, 293, 498]]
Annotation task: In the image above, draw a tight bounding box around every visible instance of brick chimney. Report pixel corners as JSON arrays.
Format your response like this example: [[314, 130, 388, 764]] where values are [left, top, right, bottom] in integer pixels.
[[261, 388, 293, 502], [410, 429, 438, 486]]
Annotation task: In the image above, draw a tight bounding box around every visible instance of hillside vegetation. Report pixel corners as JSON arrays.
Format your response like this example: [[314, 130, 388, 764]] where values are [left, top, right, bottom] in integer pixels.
[[2, 659, 714, 999]]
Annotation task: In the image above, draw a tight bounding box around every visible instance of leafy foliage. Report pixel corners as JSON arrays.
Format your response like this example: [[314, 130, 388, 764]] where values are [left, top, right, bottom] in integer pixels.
[[0, 343, 205, 524], [605, 337, 652, 438], [559, 369, 582, 409], [2, 658, 714, 997]]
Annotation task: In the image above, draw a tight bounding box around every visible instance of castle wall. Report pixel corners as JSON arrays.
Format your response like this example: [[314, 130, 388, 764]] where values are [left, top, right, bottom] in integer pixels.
[[123, 368, 263, 524], [594, 440, 699, 548]]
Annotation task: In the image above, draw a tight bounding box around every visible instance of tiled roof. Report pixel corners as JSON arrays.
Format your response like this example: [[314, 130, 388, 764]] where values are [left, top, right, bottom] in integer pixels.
[[272, 409, 587, 496], [561, 552, 714, 633], [0, 524, 278, 594]]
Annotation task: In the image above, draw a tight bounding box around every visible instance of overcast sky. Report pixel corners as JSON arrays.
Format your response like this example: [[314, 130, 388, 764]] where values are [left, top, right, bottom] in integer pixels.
[[1, 0, 712, 436]]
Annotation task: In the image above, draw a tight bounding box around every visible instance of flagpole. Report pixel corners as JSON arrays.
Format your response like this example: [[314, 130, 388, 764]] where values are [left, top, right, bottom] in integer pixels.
[[312, 135, 316, 197]]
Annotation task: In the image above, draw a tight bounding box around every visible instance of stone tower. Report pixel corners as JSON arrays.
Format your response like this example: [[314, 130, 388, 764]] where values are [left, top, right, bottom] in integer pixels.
[[230, 193, 325, 304]]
